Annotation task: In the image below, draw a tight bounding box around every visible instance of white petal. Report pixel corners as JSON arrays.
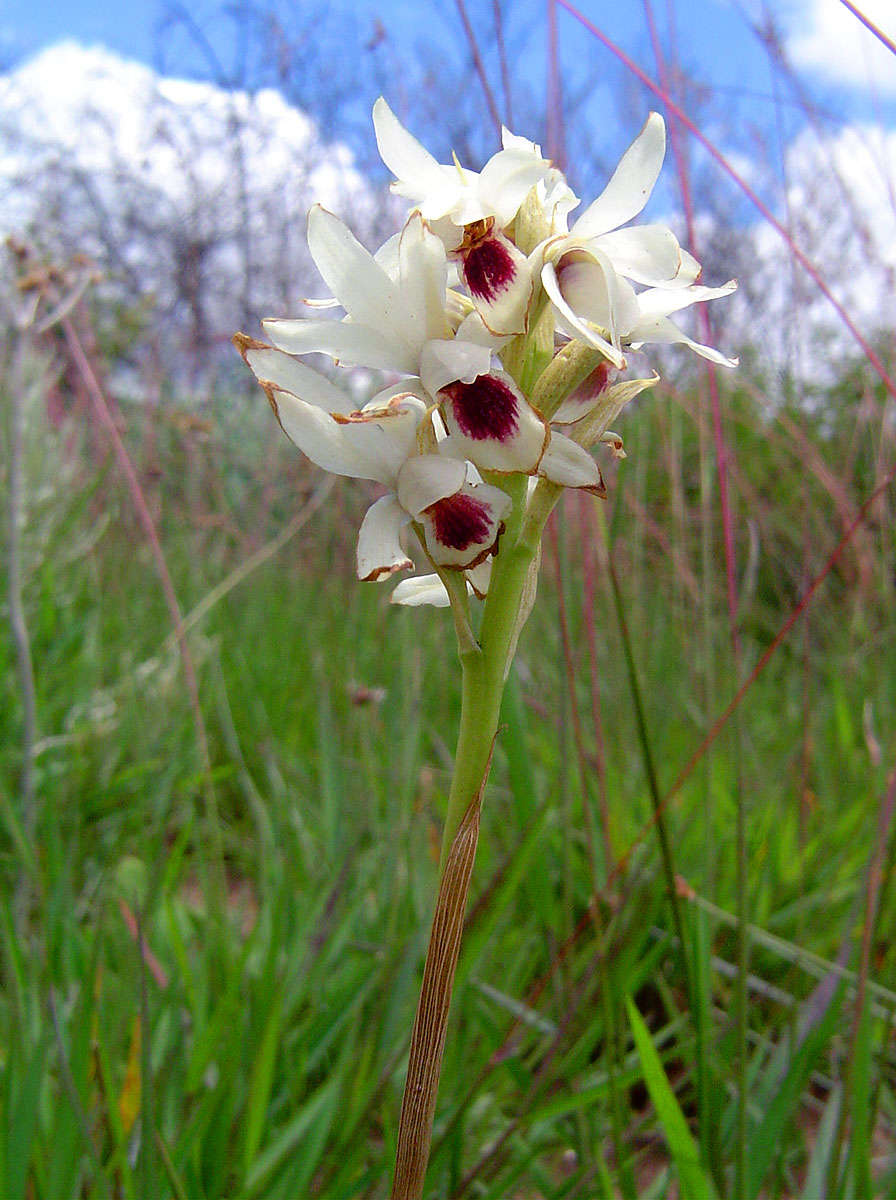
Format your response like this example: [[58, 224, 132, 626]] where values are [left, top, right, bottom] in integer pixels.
[[478, 146, 553, 226], [373, 97, 448, 204], [356, 494, 413, 581], [572, 113, 666, 238], [541, 258, 625, 368], [433, 433, 471, 462], [454, 311, 510, 351], [262, 317, 412, 373], [539, 170, 580, 232], [628, 315, 738, 367], [439, 371, 549, 474], [538, 434, 604, 491], [634, 279, 738, 320], [466, 559, 492, 597], [390, 574, 453, 607], [668, 249, 702, 287], [448, 175, 491, 226], [396, 454, 467, 518], [427, 215, 466, 253], [559, 245, 642, 339], [398, 213, 451, 346], [596, 224, 685, 286], [307, 206, 417, 365], [234, 336, 353, 413], [268, 387, 424, 484], [420, 337, 493, 398]]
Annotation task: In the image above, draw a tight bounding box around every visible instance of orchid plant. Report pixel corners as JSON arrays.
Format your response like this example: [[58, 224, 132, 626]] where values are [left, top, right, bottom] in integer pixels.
[[235, 99, 735, 1198]]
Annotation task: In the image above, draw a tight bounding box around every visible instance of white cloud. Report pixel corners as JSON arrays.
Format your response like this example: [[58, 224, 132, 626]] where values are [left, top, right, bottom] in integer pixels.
[[0, 42, 379, 364], [730, 120, 896, 377], [789, 0, 896, 96]]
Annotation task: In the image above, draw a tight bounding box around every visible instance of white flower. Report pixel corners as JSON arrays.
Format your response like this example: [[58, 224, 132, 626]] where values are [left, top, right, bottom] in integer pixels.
[[374, 99, 549, 337], [373, 98, 554, 233], [263, 205, 450, 372], [533, 113, 737, 367], [391, 561, 492, 608], [234, 99, 739, 607], [253, 204, 596, 486], [234, 335, 511, 576]]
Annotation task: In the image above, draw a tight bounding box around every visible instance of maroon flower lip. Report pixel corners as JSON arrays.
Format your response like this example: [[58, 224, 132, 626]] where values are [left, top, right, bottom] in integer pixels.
[[458, 218, 517, 303], [441, 374, 520, 443], [425, 491, 494, 551]]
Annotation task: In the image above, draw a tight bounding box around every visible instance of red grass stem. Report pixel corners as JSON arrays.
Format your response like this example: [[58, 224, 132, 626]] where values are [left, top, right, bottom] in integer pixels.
[[555, 0, 896, 403], [453, 0, 504, 143], [838, 0, 896, 58]]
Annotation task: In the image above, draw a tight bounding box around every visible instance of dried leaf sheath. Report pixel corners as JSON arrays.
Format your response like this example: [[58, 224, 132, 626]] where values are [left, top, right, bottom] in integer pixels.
[[390, 757, 491, 1199]]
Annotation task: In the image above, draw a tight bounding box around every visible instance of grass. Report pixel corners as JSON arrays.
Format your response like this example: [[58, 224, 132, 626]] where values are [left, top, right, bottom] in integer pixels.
[[7, 1, 895, 1188], [1, 327, 894, 1197]]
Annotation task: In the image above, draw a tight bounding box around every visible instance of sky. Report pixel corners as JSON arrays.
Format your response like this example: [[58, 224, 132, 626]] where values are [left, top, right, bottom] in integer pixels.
[[3, 0, 894, 257], [2, 2, 894, 377], [2, 0, 895, 131]]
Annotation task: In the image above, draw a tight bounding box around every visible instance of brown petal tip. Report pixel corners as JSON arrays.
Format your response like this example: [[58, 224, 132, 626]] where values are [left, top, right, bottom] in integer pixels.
[[361, 557, 415, 583], [333, 395, 410, 424], [232, 332, 268, 356], [260, 381, 282, 423]]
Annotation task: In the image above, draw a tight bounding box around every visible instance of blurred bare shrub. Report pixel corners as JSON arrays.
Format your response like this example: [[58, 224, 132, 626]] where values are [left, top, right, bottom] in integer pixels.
[[0, 41, 378, 384]]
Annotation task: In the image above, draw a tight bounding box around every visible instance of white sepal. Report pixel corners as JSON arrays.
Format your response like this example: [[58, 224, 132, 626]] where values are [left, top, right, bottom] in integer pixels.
[[356, 494, 413, 581], [234, 336, 353, 413], [634, 279, 738, 320], [628, 315, 739, 367], [538, 434, 605, 492], [571, 113, 666, 238], [263, 317, 415, 373], [267, 386, 425, 484], [390, 574, 453, 607], [307, 205, 415, 359]]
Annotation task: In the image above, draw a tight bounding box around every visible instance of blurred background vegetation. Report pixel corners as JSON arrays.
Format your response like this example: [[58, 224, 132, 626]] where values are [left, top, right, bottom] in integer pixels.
[[1, 1, 895, 1196]]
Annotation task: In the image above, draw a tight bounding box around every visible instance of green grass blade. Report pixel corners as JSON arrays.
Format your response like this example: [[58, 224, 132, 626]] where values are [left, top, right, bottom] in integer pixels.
[[626, 997, 717, 1200], [155, 1128, 191, 1200], [185, 932, 256, 1092], [848, 995, 873, 1200], [747, 983, 847, 1200], [4, 1036, 46, 1200], [801, 1085, 841, 1200], [242, 987, 284, 1173], [243, 1074, 341, 1198]]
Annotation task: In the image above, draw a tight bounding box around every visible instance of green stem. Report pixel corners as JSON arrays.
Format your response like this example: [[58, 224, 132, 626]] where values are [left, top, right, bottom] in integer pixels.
[[394, 479, 560, 1199], [438, 527, 540, 871]]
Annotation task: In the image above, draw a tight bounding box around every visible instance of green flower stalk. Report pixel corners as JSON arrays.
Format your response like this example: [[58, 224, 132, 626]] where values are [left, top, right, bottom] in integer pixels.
[[234, 97, 736, 1198]]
